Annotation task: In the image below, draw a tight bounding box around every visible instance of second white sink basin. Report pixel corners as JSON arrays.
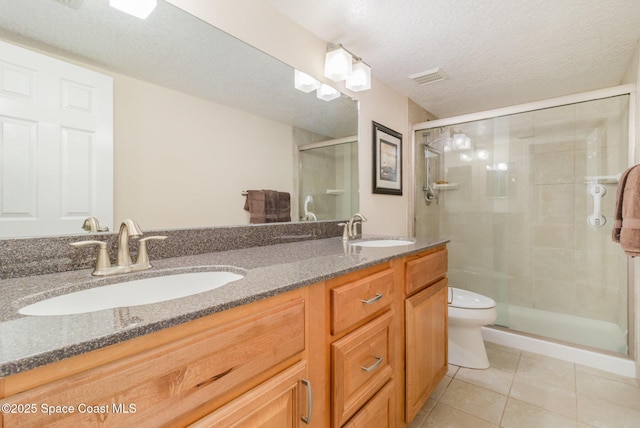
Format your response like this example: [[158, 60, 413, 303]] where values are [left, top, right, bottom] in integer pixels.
[[19, 271, 244, 316], [350, 239, 415, 247]]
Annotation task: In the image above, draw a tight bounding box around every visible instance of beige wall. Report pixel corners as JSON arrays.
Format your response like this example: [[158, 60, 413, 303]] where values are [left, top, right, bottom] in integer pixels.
[[114, 74, 293, 229], [167, 0, 413, 236]]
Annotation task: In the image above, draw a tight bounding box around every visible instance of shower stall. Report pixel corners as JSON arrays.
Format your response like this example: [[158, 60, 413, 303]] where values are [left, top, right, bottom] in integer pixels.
[[414, 87, 634, 357], [298, 137, 359, 221]]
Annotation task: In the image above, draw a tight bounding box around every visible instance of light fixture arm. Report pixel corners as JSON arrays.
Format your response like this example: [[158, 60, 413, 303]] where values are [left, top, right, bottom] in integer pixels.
[[327, 43, 369, 68]]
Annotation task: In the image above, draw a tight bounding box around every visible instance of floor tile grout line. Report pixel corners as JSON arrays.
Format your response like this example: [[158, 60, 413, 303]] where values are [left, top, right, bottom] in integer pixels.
[[497, 349, 522, 426], [573, 362, 580, 424], [446, 368, 511, 426]]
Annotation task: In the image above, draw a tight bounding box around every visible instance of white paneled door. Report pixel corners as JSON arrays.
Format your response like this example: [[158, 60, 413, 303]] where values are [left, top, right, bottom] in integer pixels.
[[0, 40, 113, 238]]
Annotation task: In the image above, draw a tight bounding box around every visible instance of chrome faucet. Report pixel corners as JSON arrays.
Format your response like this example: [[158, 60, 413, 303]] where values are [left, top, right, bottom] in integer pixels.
[[348, 213, 367, 238], [82, 216, 109, 232], [117, 219, 143, 267], [339, 213, 368, 241], [71, 219, 166, 276]]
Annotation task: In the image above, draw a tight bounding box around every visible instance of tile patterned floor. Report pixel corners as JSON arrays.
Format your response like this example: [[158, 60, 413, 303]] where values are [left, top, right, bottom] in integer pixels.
[[408, 342, 640, 428]]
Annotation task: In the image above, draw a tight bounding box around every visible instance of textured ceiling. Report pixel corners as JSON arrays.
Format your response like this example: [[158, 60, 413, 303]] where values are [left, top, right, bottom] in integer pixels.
[[269, 0, 640, 119], [0, 0, 357, 139]]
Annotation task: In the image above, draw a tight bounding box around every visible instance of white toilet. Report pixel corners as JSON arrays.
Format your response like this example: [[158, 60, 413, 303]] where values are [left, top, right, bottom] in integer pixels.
[[447, 287, 497, 369]]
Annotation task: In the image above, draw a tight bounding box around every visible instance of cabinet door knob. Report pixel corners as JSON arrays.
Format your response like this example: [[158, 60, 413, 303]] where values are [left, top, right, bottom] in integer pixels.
[[360, 293, 383, 304], [360, 356, 384, 372]]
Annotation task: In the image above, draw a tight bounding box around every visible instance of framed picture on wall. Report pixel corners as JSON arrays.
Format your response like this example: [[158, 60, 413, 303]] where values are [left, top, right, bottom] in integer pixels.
[[372, 121, 402, 195]]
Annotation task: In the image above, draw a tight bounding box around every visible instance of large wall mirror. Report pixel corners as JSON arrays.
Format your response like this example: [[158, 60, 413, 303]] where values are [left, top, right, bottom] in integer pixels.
[[0, 0, 358, 238]]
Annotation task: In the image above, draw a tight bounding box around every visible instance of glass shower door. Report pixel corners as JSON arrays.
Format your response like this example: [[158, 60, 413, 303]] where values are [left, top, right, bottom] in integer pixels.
[[416, 94, 630, 354]]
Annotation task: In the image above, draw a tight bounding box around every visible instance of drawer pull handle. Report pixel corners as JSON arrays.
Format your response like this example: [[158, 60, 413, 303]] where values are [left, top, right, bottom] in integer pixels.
[[361, 356, 384, 372], [301, 378, 313, 424], [360, 293, 383, 304]]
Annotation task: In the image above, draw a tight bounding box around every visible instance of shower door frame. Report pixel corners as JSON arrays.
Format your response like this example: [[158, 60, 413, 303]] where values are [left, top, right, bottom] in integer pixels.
[[410, 84, 637, 361]]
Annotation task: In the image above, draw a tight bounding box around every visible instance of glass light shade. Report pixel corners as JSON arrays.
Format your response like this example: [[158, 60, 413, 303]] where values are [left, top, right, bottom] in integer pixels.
[[316, 84, 341, 101], [345, 61, 371, 91], [452, 133, 471, 150], [294, 70, 321, 93], [324, 47, 353, 82], [476, 149, 489, 160], [110, 0, 157, 19], [459, 153, 473, 162]]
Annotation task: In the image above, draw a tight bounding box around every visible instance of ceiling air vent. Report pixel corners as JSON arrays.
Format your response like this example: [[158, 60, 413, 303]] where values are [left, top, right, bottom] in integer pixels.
[[409, 68, 446, 85], [53, 0, 84, 9]]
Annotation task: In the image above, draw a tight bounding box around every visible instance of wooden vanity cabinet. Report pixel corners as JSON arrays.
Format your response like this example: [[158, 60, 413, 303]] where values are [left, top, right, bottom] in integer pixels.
[[0, 289, 312, 428], [403, 247, 448, 423], [0, 244, 449, 428]]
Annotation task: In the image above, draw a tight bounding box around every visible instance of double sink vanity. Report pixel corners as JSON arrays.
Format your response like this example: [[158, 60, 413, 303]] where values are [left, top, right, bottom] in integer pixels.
[[0, 222, 448, 427]]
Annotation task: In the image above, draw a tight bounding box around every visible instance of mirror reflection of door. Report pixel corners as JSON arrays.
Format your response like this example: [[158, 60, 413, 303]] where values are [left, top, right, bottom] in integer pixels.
[[0, 40, 113, 238]]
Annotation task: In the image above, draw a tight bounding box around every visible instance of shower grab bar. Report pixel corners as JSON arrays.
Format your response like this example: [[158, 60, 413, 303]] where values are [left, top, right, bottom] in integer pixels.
[[587, 184, 607, 227]]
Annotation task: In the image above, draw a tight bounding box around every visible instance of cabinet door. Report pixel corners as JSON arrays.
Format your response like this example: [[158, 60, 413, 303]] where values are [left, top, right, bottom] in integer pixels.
[[190, 361, 311, 428], [405, 278, 448, 422]]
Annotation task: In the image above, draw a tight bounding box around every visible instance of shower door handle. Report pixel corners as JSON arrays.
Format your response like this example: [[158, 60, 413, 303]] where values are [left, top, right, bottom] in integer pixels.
[[587, 184, 606, 227]]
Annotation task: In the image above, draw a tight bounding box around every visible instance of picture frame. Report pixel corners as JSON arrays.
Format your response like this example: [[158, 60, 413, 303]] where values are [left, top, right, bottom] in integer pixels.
[[372, 121, 402, 195]]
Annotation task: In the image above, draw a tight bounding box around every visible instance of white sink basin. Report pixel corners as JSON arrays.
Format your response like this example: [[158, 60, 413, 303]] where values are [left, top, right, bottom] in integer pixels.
[[350, 239, 415, 247], [19, 271, 244, 316]]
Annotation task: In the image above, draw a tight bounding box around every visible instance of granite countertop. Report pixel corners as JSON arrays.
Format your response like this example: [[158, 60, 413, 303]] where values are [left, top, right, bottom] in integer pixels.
[[0, 235, 447, 377]]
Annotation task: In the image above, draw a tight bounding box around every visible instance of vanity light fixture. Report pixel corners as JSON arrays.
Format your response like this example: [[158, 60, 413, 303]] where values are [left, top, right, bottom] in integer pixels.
[[324, 43, 372, 91], [316, 84, 341, 101], [294, 70, 321, 93], [324, 45, 353, 82], [109, 0, 157, 19], [346, 60, 371, 92]]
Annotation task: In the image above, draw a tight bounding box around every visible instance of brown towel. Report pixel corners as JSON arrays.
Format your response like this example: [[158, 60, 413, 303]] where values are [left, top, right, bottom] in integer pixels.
[[244, 190, 266, 224], [278, 192, 291, 222], [612, 164, 640, 256], [264, 190, 279, 223], [244, 190, 291, 224]]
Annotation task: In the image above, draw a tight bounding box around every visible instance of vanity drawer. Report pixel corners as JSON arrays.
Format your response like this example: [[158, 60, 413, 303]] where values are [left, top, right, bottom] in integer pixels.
[[343, 380, 395, 428], [405, 247, 448, 295], [0, 299, 305, 427], [331, 268, 395, 335], [332, 311, 393, 428]]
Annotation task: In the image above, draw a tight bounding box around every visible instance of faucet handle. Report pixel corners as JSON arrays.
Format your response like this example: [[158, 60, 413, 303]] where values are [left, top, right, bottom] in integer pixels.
[[70, 240, 111, 274], [136, 235, 167, 268], [338, 223, 350, 241]]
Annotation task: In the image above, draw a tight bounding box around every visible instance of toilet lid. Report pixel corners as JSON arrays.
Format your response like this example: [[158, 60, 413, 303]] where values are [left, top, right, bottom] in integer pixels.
[[448, 287, 496, 309]]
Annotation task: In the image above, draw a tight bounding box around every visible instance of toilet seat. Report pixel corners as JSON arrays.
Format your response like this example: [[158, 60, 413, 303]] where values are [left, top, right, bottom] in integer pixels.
[[448, 287, 496, 309]]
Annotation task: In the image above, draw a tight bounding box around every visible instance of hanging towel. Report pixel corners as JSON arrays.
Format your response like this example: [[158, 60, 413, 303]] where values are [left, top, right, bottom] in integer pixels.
[[264, 190, 279, 223], [612, 164, 640, 256], [244, 190, 291, 224], [244, 190, 266, 224], [278, 191, 291, 222]]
